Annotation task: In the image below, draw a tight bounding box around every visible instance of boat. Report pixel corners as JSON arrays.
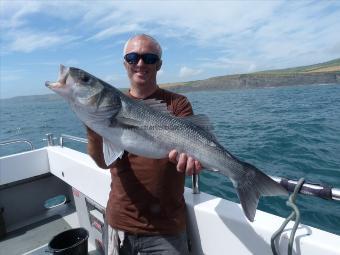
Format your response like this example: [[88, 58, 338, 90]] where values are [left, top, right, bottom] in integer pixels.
[[1, 134, 339, 255]]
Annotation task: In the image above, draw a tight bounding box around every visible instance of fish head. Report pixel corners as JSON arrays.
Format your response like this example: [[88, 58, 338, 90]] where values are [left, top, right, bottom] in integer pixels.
[[46, 65, 121, 108], [46, 65, 122, 121], [46, 65, 100, 104]]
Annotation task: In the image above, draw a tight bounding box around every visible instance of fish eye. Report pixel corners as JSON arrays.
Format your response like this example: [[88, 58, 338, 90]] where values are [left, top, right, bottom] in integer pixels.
[[80, 74, 91, 83]]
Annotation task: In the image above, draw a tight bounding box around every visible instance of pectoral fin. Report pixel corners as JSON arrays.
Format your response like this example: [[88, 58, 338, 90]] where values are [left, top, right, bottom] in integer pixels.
[[102, 137, 124, 166], [116, 116, 140, 127]]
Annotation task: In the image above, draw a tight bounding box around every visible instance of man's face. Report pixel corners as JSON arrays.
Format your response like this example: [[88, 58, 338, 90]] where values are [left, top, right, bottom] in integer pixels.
[[124, 37, 161, 88]]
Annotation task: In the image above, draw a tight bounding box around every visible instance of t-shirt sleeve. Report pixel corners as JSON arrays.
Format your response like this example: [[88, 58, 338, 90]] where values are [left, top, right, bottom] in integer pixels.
[[173, 96, 193, 117]]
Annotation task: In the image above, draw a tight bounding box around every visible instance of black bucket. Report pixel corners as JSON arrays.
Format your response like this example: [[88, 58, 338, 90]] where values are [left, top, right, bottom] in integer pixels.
[[48, 227, 89, 254]]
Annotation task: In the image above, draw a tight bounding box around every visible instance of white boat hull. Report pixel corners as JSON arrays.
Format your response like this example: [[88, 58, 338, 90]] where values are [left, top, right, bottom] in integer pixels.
[[1, 146, 339, 255]]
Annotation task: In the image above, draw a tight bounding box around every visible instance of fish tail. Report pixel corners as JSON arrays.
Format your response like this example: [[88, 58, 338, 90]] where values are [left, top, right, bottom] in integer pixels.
[[235, 162, 288, 222]]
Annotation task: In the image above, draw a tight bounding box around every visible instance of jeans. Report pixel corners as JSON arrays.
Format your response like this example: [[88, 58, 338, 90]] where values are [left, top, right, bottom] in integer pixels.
[[106, 225, 189, 255]]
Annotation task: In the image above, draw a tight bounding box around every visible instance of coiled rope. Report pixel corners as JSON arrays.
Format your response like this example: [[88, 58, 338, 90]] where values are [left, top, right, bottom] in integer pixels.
[[271, 178, 305, 255]]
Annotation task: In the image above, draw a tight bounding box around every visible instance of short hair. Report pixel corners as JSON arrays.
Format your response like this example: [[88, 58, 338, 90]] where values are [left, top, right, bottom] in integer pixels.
[[123, 34, 162, 59]]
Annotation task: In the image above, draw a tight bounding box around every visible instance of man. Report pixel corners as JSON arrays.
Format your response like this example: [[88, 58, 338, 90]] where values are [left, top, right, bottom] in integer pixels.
[[87, 34, 202, 255]]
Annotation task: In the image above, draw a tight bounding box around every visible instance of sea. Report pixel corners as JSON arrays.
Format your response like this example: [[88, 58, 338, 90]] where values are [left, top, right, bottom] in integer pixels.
[[1, 83, 340, 235]]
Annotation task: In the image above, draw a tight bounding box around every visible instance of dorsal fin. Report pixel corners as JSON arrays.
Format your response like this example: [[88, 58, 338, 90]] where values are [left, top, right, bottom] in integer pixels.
[[181, 114, 217, 141], [180, 114, 215, 133], [142, 99, 170, 114]]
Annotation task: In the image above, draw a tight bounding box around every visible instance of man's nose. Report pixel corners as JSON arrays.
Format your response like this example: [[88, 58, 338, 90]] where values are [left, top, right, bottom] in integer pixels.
[[136, 57, 145, 66]]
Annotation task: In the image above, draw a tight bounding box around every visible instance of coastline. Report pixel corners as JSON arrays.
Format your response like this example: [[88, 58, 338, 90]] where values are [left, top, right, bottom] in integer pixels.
[[160, 71, 340, 93], [160, 58, 340, 93]]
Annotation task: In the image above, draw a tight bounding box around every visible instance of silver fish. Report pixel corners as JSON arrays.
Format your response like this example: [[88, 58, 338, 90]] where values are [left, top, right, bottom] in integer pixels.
[[46, 65, 288, 221]]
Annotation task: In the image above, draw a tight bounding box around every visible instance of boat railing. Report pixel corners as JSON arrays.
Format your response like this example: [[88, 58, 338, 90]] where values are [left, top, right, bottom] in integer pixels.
[[0, 139, 34, 151], [59, 134, 88, 147], [3, 133, 339, 199]]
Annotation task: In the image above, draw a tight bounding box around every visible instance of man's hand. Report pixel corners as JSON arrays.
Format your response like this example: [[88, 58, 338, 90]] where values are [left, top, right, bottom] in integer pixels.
[[169, 150, 202, 175]]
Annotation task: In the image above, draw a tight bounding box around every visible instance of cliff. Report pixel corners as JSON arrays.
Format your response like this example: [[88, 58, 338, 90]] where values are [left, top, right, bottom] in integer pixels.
[[161, 58, 340, 93]]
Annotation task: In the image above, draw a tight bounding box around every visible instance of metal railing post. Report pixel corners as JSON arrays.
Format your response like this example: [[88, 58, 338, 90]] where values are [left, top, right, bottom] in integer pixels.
[[192, 174, 200, 194], [59, 134, 88, 147], [46, 133, 55, 146]]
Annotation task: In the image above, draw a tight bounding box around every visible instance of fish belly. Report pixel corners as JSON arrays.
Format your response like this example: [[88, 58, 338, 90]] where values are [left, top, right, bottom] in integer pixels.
[[119, 128, 170, 159]]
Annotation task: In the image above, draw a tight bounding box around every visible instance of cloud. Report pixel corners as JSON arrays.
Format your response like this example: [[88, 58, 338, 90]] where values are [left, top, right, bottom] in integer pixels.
[[4, 30, 78, 53], [87, 23, 142, 41], [0, 1, 85, 53], [1, 0, 340, 86], [0, 1, 41, 29], [199, 57, 258, 73], [2, 1, 340, 59], [179, 66, 202, 78], [0, 1, 279, 44]]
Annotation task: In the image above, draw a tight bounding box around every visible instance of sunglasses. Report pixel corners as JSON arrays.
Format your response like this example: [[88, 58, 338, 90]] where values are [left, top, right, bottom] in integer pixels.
[[124, 52, 160, 65]]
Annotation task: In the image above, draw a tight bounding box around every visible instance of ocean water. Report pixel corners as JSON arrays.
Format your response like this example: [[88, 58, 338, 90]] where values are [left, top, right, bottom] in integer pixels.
[[1, 84, 340, 235]]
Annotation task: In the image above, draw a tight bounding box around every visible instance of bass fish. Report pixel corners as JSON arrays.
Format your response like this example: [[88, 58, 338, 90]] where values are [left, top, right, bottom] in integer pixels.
[[46, 65, 288, 221]]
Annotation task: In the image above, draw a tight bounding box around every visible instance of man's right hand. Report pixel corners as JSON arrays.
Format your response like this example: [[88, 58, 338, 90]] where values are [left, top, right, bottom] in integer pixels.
[[168, 150, 202, 176]]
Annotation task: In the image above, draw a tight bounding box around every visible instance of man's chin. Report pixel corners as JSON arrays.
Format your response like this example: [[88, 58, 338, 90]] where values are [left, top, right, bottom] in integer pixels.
[[133, 77, 149, 86]]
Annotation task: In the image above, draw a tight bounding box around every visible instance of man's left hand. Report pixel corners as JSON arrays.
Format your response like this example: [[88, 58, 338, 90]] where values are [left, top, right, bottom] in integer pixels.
[[169, 150, 202, 175]]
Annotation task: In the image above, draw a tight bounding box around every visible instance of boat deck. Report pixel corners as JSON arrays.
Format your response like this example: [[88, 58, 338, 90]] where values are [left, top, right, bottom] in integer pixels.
[[0, 207, 100, 255]]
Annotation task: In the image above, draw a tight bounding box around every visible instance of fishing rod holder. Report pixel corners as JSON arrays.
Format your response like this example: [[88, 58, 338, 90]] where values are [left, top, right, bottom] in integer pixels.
[[272, 176, 340, 201]]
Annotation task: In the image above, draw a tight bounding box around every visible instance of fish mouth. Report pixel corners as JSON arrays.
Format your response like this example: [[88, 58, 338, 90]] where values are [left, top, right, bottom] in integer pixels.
[[45, 81, 63, 89], [45, 64, 69, 89]]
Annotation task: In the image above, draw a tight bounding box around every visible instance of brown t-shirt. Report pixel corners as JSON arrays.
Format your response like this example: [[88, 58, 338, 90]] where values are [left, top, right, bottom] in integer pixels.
[[87, 88, 193, 234]]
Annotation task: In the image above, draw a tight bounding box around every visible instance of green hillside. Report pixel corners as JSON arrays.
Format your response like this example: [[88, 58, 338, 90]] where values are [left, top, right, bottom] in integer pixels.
[[160, 58, 340, 92], [252, 58, 340, 75]]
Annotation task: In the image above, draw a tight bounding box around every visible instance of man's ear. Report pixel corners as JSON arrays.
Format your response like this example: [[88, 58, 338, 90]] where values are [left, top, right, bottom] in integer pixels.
[[156, 60, 162, 71]]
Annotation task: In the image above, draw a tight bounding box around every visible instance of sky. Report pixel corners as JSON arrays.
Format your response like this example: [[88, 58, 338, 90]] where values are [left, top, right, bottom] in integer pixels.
[[1, 0, 340, 99]]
